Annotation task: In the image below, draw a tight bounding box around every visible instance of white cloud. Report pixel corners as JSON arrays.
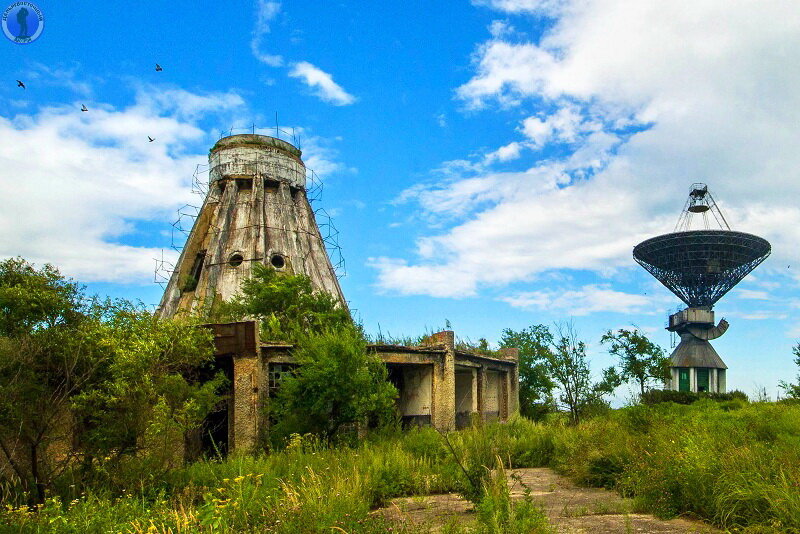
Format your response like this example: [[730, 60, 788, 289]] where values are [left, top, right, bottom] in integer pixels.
[[488, 20, 516, 38], [734, 289, 772, 301], [0, 87, 246, 283], [374, 1, 800, 301], [499, 285, 653, 316], [473, 0, 567, 15], [521, 105, 595, 145], [251, 0, 284, 67], [457, 40, 555, 109], [25, 63, 94, 96], [484, 141, 523, 164], [294, 129, 355, 177], [289, 62, 356, 106]]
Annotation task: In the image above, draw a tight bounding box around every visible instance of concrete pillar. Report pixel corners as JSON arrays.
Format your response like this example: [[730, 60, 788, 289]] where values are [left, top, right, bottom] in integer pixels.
[[430, 331, 456, 431], [477, 366, 487, 419], [501, 348, 520, 416], [690, 367, 696, 393], [231, 355, 263, 453]]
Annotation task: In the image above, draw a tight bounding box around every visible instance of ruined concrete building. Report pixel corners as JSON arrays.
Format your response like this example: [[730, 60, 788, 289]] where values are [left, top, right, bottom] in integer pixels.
[[159, 134, 519, 453]]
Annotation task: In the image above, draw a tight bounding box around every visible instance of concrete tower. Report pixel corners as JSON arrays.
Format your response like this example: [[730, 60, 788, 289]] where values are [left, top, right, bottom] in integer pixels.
[[157, 134, 345, 318]]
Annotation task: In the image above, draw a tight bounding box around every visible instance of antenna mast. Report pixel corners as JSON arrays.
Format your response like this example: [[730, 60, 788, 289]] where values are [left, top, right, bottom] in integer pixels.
[[674, 183, 731, 232]]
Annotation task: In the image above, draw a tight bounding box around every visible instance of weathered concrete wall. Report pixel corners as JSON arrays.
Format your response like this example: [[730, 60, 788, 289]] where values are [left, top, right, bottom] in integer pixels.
[[455, 369, 476, 428], [484, 370, 501, 421], [398, 366, 433, 418], [455, 370, 474, 413]]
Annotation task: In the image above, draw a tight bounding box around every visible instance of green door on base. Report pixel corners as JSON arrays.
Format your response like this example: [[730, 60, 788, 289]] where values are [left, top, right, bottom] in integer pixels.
[[696, 368, 710, 392], [678, 368, 690, 392]]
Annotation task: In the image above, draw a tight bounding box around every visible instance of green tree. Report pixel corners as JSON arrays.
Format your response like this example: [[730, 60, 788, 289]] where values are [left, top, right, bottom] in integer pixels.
[[0, 258, 100, 503], [499, 325, 556, 420], [221, 265, 397, 443], [779, 343, 800, 399], [269, 327, 397, 443], [600, 328, 670, 396], [218, 263, 351, 341], [0, 257, 83, 336], [72, 302, 221, 472], [0, 259, 221, 501], [547, 322, 620, 424]]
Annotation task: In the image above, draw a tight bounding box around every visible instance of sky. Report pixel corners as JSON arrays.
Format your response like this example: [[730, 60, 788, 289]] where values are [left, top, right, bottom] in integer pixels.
[[1, 0, 799, 400]]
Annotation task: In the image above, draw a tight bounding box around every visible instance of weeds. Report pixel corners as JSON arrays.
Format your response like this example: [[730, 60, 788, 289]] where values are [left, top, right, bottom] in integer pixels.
[[2, 402, 799, 532]]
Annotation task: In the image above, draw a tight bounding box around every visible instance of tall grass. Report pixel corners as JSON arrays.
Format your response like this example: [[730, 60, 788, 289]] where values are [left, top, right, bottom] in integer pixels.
[[2, 401, 799, 532]]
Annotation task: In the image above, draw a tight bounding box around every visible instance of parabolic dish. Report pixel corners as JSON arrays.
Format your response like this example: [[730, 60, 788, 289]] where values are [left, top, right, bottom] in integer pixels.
[[633, 230, 770, 308]]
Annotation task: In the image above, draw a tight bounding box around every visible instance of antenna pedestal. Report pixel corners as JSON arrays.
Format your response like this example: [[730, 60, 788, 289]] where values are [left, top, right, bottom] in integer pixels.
[[665, 307, 728, 393]]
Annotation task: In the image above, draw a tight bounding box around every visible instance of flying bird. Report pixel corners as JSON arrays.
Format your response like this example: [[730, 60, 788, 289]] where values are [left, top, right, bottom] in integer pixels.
[[155, 64, 163, 72], [81, 104, 88, 112], [16, 80, 25, 89], [148, 136, 155, 142]]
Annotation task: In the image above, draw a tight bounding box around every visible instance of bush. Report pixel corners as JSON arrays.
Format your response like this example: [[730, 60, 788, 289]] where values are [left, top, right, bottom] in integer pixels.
[[269, 327, 398, 445], [641, 388, 749, 405]]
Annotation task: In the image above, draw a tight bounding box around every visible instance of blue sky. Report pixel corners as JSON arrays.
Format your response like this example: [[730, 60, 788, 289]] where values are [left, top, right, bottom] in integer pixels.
[[2, 0, 800, 400]]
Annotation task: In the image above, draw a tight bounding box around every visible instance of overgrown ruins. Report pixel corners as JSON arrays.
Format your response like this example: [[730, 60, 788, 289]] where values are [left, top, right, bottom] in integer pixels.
[[159, 134, 520, 453]]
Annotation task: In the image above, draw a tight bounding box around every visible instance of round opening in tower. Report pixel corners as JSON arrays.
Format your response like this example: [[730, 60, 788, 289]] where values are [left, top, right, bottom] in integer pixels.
[[270, 254, 285, 269], [228, 253, 244, 267]]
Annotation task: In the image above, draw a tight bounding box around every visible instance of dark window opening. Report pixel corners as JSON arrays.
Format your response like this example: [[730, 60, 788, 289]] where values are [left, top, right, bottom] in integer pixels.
[[264, 178, 280, 193], [236, 178, 253, 190], [229, 253, 244, 267], [268, 363, 296, 396], [183, 251, 206, 291], [696, 368, 710, 392], [199, 356, 233, 457], [217, 180, 227, 195], [678, 368, 690, 392], [289, 186, 301, 199], [270, 254, 285, 269]]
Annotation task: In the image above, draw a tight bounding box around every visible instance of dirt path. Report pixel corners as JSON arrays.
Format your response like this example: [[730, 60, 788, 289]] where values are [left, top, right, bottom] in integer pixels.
[[376, 468, 720, 533]]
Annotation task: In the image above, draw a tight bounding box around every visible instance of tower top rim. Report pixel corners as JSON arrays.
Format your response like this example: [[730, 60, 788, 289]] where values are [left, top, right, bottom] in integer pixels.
[[210, 134, 302, 160]]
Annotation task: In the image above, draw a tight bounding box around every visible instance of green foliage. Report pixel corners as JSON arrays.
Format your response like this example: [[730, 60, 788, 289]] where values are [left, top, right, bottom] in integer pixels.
[[475, 458, 551, 533], [641, 388, 749, 405], [217, 263, 351, 342], [218, 264, 397, 443], [0, 257, 84, 336], [499, 325, 556, 420], [546, 322, 620, 424], [779, 343, 800, 399], [0, 258, 105, 503], [600, 328, 670, 396], [269, 327, 398, 444], [4, 403, 800, 532], [72, 303, 222, 475], [180, 273, 198, 292], [0, 258, 222, 503]]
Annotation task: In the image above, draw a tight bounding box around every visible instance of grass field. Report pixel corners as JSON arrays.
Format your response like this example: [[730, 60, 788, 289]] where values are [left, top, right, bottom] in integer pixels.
[[2, 400, 799, 533]]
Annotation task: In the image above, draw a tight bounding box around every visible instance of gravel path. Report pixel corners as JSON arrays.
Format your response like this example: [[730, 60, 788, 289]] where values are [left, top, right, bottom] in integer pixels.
[[376, 467, 721, 533]]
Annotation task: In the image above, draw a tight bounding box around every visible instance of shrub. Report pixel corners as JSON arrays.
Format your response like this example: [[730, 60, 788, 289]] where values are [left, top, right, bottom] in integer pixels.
[[269, 327, 398, 445], [641, 388, 749, 405]]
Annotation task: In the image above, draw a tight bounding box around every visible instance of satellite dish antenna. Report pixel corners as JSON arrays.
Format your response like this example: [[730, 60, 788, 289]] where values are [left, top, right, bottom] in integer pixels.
[[633, 184, 770, 394]]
